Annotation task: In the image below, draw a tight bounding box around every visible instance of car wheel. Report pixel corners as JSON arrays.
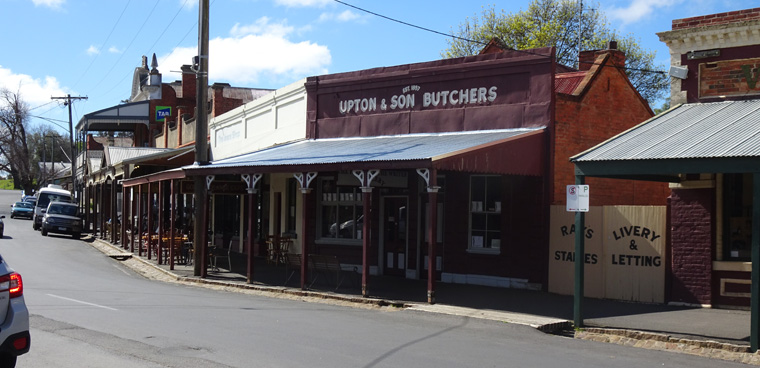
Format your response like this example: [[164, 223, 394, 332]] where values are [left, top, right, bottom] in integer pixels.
[[9, 214, 13, 219], [33, 223, 38, 231], [0, 353, 16, 367], [0, 231, 3, 238], [41, 228, 47, 236], [73, 233, 81, 239]]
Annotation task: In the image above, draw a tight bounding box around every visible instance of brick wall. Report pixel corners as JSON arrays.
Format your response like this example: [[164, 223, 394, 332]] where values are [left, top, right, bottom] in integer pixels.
[[669, 188, 713, 305], [672, 7, 760, 30], [211, 83, 243, 117], [698, 57, 760, 99], [554, 52, 670, 206]]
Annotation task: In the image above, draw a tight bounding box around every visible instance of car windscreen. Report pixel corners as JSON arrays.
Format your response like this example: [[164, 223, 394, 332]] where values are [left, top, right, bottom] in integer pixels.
[[15, 202, 32, 209], [48, 205, 77, 216], [38, 193, 71, 208]]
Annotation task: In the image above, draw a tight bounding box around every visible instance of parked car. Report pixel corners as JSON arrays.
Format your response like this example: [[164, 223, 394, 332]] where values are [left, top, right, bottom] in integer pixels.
[[0, 254, 29, 367], [22, 197, 36, 207], [10, 202, 33, 220], [0, 216, 4, 238], [32, 185, 72, 231], [41, 202, 82, 239]]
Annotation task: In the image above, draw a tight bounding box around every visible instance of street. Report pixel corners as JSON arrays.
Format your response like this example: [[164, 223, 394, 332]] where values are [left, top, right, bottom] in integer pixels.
[[0, 189, 746, 368]]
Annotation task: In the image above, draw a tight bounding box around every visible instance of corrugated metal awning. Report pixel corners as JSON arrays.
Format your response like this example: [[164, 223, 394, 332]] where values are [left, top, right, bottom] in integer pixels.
[[186, 128, 546, 176], [571, 99, 760, 181], [76, 101, 150, 132]]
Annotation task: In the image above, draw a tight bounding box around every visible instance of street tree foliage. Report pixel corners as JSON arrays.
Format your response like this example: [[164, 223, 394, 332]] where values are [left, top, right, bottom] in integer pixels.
[[0, 88, 71, 192], [442, 0, 669, 104]]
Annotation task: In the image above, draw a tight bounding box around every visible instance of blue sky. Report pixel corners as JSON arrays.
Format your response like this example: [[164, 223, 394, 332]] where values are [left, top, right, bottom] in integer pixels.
[[0, 0, 751, 136]]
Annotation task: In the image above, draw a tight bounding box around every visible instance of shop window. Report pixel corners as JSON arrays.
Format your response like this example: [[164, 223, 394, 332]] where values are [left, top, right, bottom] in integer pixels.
[[724, 173, 752, 261], [469, 175, 501, 252], [318, 178, 363, 241]]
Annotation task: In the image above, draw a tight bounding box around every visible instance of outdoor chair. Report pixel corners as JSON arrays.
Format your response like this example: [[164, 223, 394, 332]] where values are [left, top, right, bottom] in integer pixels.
[[211, 239, 233, 272]]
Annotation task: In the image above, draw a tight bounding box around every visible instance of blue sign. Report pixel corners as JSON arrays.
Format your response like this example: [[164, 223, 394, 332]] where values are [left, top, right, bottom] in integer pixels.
[[155, 106, 171, 121]]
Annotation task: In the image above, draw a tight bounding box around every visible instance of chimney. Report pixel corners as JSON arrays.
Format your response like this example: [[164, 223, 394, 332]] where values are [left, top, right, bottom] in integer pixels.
[[181, 64, 196, 99], [577, 40, 625, 71]]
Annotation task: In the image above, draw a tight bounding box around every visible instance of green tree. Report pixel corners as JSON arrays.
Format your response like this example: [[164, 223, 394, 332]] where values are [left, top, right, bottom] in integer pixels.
[[443, 0, 668, 104]]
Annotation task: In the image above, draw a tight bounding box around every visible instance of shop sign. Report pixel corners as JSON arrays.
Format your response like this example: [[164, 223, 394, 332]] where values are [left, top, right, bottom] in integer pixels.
[[549, 205, 666, 303], [155, 106, 171, 121], [337, 84, 499, 115]]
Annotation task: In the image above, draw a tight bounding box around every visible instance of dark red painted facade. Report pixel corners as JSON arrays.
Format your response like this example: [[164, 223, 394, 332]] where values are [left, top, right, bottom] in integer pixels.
[[301, 44, 663, 290]]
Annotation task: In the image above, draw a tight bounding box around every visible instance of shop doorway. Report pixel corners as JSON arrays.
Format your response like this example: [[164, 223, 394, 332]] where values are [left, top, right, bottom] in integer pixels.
[[382, 196, 407, 277]]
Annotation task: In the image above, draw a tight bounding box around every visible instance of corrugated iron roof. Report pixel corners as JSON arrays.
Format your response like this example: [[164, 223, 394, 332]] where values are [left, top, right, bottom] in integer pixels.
[[200, 128, 544, 169], [572, 100, 760, 162], [105, 146, 172, 166], [555, 71, 586, 94]]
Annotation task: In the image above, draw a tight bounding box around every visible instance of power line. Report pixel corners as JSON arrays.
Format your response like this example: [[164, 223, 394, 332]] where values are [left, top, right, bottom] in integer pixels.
[[30, 115, 69, 131], [332, 0, 487, 47], [144, 0, 192, 55], [72, 0, 132, 89], [332, 0, 666, 76], [87, 1, 161, 94]]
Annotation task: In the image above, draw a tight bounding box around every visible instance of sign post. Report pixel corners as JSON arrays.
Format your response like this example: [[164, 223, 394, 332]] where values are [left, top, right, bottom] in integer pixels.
[[568, 181, 589, 329]]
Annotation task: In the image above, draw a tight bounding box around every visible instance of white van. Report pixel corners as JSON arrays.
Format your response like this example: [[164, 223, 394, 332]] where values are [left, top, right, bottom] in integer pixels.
[[33, 185, 72, 231]]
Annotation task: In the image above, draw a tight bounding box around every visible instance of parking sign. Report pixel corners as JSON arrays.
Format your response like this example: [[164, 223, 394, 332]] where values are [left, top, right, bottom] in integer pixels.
[[566, 185, 590, 212]]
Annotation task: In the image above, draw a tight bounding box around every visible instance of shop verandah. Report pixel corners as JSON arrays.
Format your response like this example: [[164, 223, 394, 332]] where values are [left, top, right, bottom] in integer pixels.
[[112, 128, 546, 303]]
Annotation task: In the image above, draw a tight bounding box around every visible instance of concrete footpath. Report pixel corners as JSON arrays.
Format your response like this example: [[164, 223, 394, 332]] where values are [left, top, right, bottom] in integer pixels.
[[89, 238, 760, 365]]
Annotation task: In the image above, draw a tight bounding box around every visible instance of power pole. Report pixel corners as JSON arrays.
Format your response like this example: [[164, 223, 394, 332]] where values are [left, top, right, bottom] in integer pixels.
[[51, 95, 87, 196], [193, 0, 210, 276]]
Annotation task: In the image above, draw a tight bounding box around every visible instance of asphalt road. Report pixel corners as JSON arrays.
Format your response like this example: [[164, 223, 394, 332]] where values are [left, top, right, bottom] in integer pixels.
[[0, 189, 745, 368]]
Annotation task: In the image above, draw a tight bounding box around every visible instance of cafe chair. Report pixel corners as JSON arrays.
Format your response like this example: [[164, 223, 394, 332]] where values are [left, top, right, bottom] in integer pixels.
[[211, 239, 233, 272]]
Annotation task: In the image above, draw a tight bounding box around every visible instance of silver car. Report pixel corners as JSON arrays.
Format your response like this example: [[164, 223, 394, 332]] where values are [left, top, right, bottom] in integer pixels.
[[0, 255, 30, 367]]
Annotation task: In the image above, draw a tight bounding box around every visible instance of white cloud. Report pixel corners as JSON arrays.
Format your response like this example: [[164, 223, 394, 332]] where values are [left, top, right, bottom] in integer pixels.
[[318, 10, 362, 23], [108, 46, 122, 54], [31, 0, 65, 9], [179, 0, 197, 10], [274, 0, 332, 7], [608, 0, 683, 25], [0, 66, 68, 107], [86, 45, 99, 55], [230, 17, 294, 38], [158, 19, 331, 85]]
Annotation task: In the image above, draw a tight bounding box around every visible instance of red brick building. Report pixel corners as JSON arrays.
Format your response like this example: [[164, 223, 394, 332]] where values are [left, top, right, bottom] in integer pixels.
[[572, 7, 760, 310]]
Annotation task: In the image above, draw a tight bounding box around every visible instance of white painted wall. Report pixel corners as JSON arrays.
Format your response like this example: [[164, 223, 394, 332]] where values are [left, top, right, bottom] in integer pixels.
[[209, 79, 307, 161]]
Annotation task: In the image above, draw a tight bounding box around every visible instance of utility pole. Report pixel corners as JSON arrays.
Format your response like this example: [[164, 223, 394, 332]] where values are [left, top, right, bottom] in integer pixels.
[[51, 95, 87, 197], [193, 0, 210, 276]]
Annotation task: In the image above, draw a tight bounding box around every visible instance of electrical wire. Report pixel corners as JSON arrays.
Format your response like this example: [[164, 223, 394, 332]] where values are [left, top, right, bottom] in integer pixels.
[[144, 0, 193, 56], [332, 0, 487, 47], [332, 0, 666, 76], [87, 1, 161, 94], [72, 0, 132, 89]]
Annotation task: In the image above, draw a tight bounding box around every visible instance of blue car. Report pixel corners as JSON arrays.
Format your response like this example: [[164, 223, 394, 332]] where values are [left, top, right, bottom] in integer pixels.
[[9, 203, 33, 220]]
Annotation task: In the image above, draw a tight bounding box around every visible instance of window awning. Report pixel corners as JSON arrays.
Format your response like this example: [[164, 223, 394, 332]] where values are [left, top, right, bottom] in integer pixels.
[[571, 100, 760, 182], [185, 128, 546, 176], [77, 100, 150, 132]]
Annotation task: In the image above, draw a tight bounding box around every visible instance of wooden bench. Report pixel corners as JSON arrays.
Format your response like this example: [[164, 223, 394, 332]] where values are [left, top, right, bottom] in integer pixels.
[[309, 254, 350, 290]]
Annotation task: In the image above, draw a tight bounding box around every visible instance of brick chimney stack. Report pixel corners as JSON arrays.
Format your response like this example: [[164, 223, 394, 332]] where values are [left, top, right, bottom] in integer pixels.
[[181, 64, 196, 100], [577, 40, 625, 71]]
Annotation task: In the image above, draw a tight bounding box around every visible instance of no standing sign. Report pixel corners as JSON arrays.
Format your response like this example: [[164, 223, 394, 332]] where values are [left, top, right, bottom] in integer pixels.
[[566, 185, 590, 212]]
